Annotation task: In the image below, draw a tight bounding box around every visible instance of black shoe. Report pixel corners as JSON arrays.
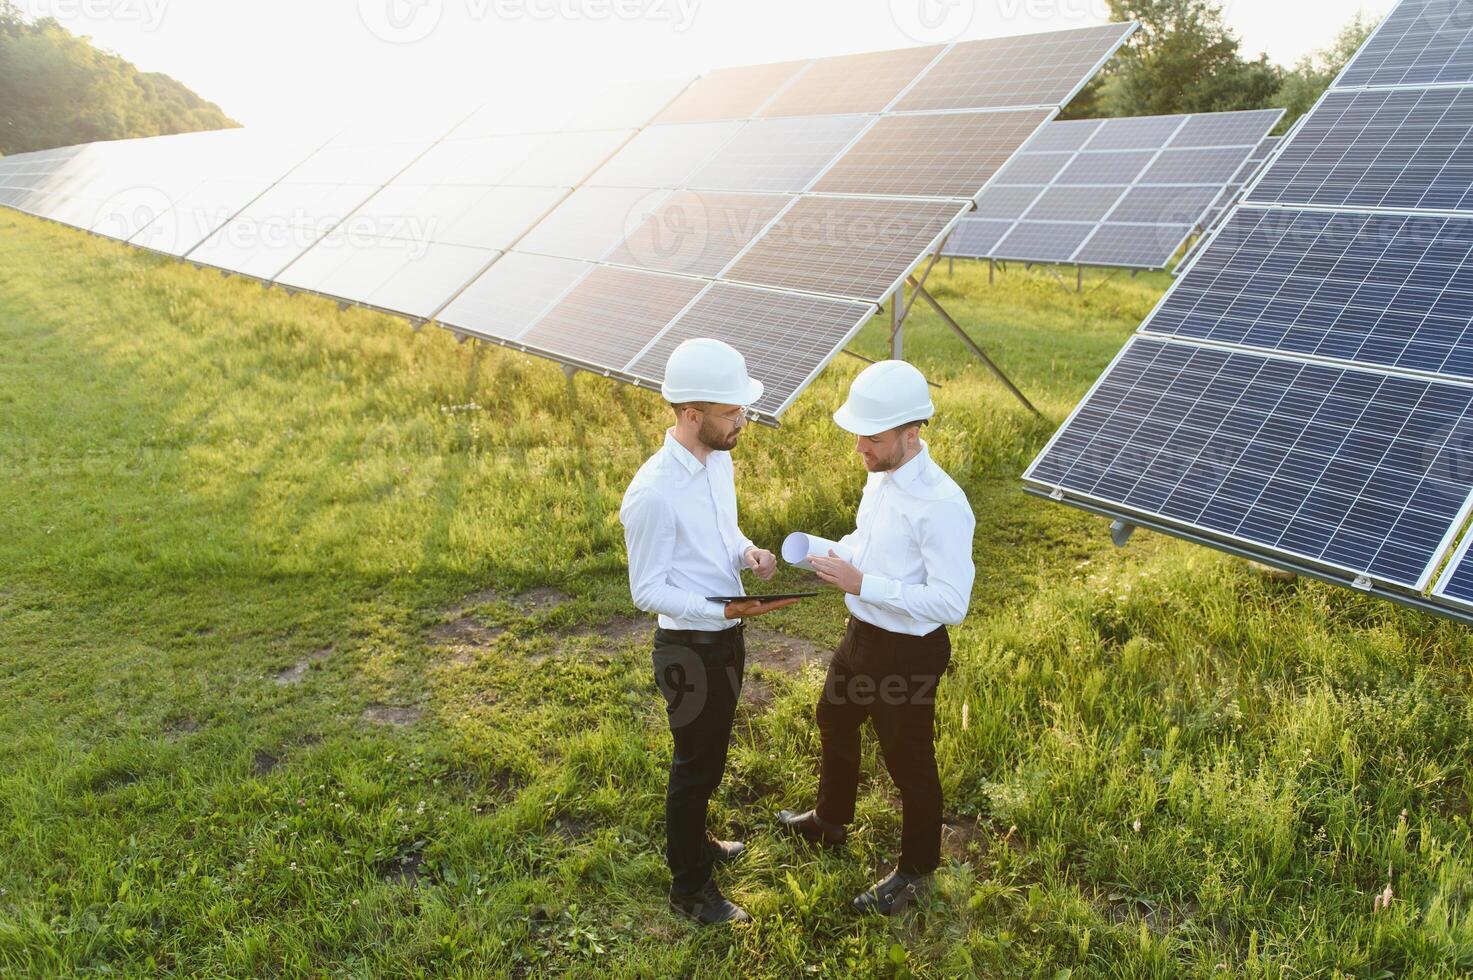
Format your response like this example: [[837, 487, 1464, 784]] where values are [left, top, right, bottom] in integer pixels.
[[777, 809, 848, 847], [708, 837, 745, 864], [669, 879, 751, 925], [852, 870, 929, 915]]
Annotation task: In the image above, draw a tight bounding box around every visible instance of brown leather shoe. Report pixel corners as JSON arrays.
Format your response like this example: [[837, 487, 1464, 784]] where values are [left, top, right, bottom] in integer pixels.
[[776, 809, 848, 846], [708, 837, 745, 864]]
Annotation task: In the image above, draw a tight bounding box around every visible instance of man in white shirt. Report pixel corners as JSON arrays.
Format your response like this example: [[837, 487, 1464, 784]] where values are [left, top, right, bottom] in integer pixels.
[[620, 338, 797, 927], [777, 360, 976, 915]]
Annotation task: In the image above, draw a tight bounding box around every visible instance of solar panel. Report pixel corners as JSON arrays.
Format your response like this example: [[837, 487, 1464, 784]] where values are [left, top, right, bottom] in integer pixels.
[[757, 46, 943, 117], [625, 283, 875, 415], [1432, 525, 1473, 604], [1247, 88, 1473, 211], [435, 252, 592, 341], [514, 186, 673, 263], [722, 196, 970, 302], [277, 236, 497, 317], [586, 122, 745, 189], [945, 109, 1282, 269], [811, 109, 1055, 199], [605, 191, 793, 277], [518, 266, 707, 368], [684, 115, 870, 193], [896, 23, 1135, 112], [1190, 134, 1282, 247], [653, 60, 811, 124], [1145, 208, 1473, 378], [1026, 337, 1473, 591], [1339, 0, 1473, 89], [1029, 0, 1473, 623]]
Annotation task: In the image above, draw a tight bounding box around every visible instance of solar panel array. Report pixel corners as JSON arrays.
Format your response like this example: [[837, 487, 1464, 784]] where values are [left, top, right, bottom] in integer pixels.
[[435, 22, 1136, 416], [1026, 0, 1473, 624], [942, 109, 1283, 270], [1188, 134, 1281, 249], [0, 23, 1137, 420]]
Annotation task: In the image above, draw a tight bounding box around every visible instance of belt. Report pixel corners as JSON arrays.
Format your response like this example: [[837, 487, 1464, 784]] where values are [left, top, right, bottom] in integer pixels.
[[654, 624, 743, 647]]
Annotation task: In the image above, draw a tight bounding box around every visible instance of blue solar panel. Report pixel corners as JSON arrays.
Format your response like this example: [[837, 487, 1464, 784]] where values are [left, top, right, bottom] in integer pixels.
[[1146, 208, 1473, 378], [1339, 0, 1473, 89], [1247, 88, 1473, 212], [1026, 337, 1473, 590]]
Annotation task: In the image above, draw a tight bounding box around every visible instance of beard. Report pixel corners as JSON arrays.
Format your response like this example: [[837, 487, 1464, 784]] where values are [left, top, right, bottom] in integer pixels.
[[867, 441, 908, 472], [698, 417, 741, 452]]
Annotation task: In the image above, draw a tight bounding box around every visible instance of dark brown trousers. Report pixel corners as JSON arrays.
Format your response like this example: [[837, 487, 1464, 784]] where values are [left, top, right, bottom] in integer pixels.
[[815, 616, 951, 875]]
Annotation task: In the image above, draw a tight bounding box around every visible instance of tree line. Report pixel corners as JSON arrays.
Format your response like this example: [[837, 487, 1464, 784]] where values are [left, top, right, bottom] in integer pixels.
[[1064, 0, 1375, 126], [0, 1, 237, 156]]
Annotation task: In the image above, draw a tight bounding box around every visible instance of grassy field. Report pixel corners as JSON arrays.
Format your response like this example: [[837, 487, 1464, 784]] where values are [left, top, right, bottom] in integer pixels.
[[2, 208, 1472, 977]]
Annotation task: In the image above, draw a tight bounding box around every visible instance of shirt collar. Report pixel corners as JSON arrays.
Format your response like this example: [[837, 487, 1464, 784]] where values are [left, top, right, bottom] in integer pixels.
[[886, 440, 931, 490], [663, 429, 706, 475]]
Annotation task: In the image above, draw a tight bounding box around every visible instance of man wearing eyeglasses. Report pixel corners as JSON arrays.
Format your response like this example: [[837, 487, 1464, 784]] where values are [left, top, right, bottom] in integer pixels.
[[620, 338, 797, 926]]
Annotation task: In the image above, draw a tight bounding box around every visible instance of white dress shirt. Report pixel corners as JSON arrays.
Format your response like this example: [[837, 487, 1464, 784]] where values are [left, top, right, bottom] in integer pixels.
[[620, 430, 756, 631], [834, 441, 976, 636]]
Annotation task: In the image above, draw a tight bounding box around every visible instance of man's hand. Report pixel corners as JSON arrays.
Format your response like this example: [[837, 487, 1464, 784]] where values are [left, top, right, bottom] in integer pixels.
[[809, 550, 863, 596], [744, 547, 778, 581], [723, 597, 799, 620]]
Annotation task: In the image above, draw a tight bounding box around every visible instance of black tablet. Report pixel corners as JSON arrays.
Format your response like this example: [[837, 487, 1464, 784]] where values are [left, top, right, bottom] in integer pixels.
[[706, 592, 820, 603]]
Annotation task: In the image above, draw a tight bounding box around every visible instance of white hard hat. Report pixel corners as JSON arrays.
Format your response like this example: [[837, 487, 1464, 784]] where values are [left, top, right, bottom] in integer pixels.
[[661, 338, 764, 406], [832, 360, 935, 435]]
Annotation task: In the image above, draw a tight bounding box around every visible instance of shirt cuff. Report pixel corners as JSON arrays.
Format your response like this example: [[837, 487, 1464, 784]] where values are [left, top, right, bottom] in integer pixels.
[[859, 573, 896, 604], [704, 600, 731, 621]]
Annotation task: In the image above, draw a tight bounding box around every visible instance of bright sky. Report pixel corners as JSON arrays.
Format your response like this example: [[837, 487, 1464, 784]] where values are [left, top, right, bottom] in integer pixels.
[[20, 0, 1398, 128]]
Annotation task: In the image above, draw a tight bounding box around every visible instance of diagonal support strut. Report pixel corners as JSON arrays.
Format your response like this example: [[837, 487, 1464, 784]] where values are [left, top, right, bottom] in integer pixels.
[[906, 276, 1046, 420]]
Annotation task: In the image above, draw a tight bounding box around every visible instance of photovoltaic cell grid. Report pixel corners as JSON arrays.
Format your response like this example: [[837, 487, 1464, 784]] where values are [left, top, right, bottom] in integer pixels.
[[1339, 0, 1473, 88], [943, 108, 1283, 269], [1191, 135, 1281, 245], [1028, 0, 1473, 621], [1247, 88, 1473, 211], [1026, 337, 1473, 589], [1145, 208, 1473, 378], [440, 22, 1136, 417]]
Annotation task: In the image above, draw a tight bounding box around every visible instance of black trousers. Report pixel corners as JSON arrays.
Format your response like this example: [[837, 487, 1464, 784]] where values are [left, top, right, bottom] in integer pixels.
[[651, 625, 745, 896], [815, 616, 951, 875]]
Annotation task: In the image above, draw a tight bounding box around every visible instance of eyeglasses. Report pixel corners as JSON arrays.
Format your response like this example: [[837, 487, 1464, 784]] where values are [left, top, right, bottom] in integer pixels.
[[696, 405, 751, 424]]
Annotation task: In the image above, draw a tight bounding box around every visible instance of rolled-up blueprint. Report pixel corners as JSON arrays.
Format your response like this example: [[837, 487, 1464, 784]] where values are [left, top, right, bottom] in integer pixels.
[[782, 532, 855, 571]]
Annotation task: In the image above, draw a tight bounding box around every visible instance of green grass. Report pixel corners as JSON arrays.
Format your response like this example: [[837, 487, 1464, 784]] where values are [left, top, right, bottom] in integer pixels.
[[2, 209, 1472, 977]]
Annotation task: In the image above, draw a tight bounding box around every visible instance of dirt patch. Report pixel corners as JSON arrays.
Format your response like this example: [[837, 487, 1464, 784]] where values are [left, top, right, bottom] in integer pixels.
[[448, 588, 501, 615], [585, 615, 649, 644], [362, 704, 423, 727], [512, 587, 570, 615], [746, 627, 831, 674], [552, 814, 593, 840], [741, 676, 775, 713], [380, 851, 425, 886], [273, 646, 334, 685], [431, 617, 508, 664], [941, 815, 988, 862], [252, 750, 280, 776]]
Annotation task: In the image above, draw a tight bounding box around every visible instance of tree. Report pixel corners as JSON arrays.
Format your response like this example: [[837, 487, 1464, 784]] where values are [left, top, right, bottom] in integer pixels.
[[0, 1, 236, 155], [1274, 14, 1376, 125], [1064, 0, 1282, 119]]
